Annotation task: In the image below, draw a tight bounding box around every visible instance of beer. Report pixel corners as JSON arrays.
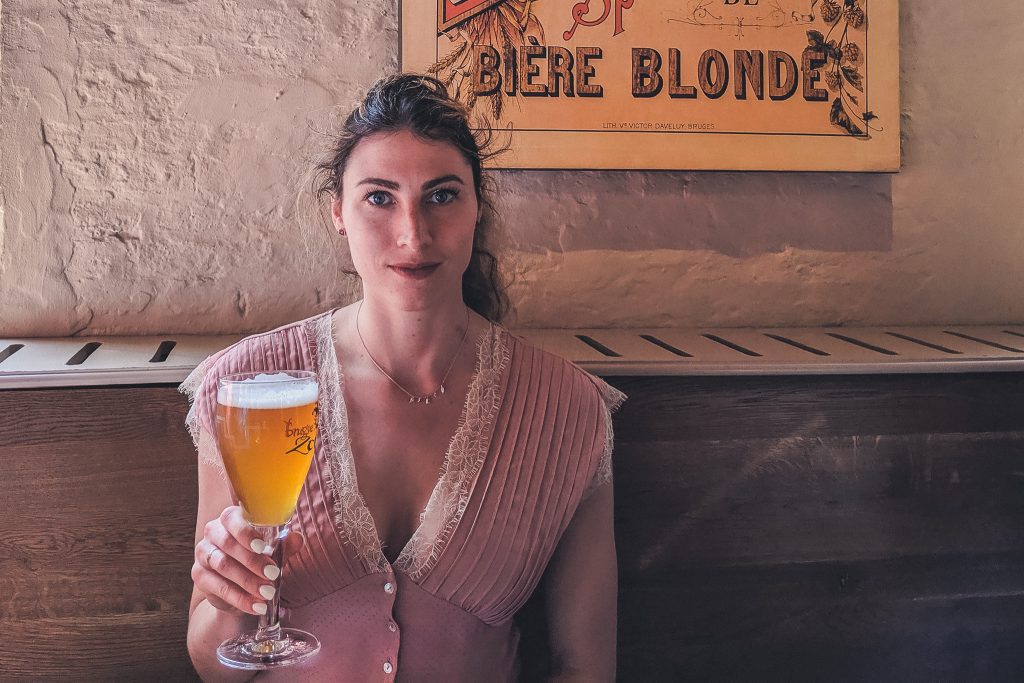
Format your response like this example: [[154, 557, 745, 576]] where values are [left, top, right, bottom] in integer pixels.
[[215, 373, 319, 526]]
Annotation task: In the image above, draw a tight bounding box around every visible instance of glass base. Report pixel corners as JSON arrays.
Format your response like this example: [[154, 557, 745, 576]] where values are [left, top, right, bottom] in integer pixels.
[[217, 628, 321, 670]]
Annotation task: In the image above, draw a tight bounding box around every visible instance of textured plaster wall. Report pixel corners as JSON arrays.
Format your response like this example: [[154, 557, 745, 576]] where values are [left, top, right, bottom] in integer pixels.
[[1, 1, 1022, 336]]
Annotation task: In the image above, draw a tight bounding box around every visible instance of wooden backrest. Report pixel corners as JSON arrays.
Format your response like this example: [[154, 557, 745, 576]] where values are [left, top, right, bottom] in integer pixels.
[[3, 372, 1024, 680]]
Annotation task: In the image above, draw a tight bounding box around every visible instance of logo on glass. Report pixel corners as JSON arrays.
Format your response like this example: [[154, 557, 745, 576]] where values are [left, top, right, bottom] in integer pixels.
[[284, 410, 316, 456]]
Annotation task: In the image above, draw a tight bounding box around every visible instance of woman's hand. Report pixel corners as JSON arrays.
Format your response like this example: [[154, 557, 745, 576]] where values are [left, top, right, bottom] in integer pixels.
[[191, 505, 299, 616], [189, 456, 308, 681]]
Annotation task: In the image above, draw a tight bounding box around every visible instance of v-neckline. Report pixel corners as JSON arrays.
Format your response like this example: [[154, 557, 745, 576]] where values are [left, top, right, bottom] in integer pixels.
[[322, 308, 498, 573]]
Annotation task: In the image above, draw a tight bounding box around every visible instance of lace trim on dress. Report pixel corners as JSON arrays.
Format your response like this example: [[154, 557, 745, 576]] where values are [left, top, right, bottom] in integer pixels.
[[582, 377, 628, 499], [179, 355, 225, 473], [394, 324, 510, 580], [308, 314, 389, 572]]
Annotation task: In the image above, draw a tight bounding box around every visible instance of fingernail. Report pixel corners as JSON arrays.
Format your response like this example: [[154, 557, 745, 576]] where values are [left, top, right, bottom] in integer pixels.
[[250, 539, 266, 553], [259, 585, 276, 600], [263, 564, 281, 580], [252, 602, 268, 615]]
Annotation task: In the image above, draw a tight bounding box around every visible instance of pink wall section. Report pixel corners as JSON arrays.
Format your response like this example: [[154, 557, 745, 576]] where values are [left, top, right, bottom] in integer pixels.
[[0, 1, 1021, 335]]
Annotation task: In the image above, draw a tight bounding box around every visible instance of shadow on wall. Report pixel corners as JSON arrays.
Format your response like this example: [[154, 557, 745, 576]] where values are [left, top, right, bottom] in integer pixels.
[[497, 171, 894, 258]]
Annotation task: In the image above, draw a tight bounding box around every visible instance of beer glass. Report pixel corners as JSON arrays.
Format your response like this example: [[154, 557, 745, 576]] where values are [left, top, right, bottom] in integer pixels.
[[213, 370, 321, 669]]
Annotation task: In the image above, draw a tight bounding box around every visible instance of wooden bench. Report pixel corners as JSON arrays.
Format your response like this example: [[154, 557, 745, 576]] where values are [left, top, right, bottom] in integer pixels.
[[3, 327, 1024, 680]]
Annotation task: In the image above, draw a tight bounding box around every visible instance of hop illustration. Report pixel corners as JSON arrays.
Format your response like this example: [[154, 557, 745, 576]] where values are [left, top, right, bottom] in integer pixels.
[[825, 71, 841, 91], [820, 0, 841, 24], [844, 5, 865, 28], [841, 42, 861, 63]]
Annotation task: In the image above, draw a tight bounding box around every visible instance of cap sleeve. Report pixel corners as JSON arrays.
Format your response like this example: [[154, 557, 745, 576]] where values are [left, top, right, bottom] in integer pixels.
[[179, 349, 231, 475], [581, 374, 627, 501]]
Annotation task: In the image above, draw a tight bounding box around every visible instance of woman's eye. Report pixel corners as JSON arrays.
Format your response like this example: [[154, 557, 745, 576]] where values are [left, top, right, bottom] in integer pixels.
[[429, 188, 459, 204], [366, 191, 391, 206]]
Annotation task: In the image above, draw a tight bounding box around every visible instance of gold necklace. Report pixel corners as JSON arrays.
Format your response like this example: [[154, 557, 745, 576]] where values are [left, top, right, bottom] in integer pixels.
[[355, 300, 471, 404]]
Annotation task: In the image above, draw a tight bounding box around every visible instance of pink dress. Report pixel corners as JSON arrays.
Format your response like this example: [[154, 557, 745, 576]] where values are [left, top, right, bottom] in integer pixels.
[[181, 309, 626, 681]]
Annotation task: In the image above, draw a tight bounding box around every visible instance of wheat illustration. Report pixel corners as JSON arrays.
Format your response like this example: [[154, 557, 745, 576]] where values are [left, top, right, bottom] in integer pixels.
[[430, 0, 546, 124]]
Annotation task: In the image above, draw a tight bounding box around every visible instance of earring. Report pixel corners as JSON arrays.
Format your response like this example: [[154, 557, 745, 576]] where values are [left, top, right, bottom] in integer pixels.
[[338, 228, 346, 236]]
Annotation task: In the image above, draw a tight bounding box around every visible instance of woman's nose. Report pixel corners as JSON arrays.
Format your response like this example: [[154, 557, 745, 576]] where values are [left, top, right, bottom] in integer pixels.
[[396, 205, 432, 248]]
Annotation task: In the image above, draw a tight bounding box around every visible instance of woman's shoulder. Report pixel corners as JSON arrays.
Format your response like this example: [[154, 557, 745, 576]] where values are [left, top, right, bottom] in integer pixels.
[[217, 313, 325, 366], [180, 310, 333, 402], [241, 308, 333, 345], [499, 326, 626, 414]]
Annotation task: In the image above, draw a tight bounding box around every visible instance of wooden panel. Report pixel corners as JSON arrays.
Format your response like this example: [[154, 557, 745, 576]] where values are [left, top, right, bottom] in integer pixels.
[[604, 373, 1024, 682], [619, 557, 1024, 682], [3, 372, 1024, 681], [610, 373, 1024, 442], [4, 613, 199, 679], [0, 386, 200, 681], [1, 387, 193, 446], [616, 434, 1024, 570]]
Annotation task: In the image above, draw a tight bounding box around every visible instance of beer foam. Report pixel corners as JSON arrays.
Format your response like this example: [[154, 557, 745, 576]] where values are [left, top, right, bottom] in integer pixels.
[[217, 372, 319, 409]]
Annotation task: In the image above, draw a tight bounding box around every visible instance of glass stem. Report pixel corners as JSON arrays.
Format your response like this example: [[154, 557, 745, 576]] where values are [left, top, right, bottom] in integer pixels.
[[253, 524, 288, 644]]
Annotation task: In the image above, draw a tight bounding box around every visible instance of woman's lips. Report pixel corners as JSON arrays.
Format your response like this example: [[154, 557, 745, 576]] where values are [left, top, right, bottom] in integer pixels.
[[390, 263, 440, 279]]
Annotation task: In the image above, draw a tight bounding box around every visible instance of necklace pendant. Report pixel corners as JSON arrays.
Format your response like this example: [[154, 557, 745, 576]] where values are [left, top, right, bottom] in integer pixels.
[[355, 301, 470, 409]]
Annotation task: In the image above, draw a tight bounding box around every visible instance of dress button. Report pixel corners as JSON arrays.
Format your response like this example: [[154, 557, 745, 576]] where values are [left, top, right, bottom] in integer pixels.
[[384, 582, 395, 594], [388, 620, 398, 633], [383, 661, 394, 674]]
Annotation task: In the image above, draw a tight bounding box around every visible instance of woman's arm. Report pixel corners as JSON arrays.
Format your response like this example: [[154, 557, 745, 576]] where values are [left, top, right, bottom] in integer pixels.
[[542, 482, 618, 682]]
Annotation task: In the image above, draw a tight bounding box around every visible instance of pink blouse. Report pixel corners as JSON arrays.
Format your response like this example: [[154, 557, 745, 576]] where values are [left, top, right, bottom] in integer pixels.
[[181, 309, 625, 681]]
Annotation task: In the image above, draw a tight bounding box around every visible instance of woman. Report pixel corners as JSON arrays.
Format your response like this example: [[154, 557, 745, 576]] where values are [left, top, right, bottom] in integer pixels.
[[182, 74, 625, 681]]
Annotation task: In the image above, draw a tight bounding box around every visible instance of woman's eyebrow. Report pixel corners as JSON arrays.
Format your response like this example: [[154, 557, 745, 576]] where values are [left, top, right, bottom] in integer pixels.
[[356, 177, 400, 189], [422, 175, 465, 190]]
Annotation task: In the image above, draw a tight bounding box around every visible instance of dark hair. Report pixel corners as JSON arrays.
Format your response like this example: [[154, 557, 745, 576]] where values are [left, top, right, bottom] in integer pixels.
[[313, 73, 511, 324]]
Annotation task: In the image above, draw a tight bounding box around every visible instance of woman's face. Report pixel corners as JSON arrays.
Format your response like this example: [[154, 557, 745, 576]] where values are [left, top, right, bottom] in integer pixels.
[[333, 129, 479, 312]]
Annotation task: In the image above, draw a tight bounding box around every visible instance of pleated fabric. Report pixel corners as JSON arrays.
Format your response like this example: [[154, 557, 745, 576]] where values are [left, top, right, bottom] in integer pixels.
[[181, 309, 626, 682]]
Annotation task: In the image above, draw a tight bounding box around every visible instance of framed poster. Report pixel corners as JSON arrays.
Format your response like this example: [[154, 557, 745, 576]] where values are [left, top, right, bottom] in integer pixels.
[[401, 1, 899, 171]]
